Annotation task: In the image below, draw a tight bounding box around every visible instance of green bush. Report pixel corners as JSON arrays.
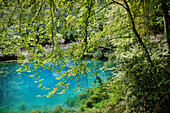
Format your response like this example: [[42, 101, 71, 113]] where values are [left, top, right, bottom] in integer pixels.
[[94, 87, 103, 94], [89, 90, 94, 95], [79, 106, 85, 112], [85, 100, 93, 108], [78, 93, 88, 100], [101, 92, 109, 99], [90, 95, 101, 103], [114, 46, 170, 112], [53, 106, 63, 113]]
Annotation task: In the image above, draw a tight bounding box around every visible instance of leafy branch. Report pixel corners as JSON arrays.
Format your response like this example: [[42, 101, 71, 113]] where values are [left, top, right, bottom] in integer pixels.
[[91, 1, 126, 17], [123, 0, 152, 64], [8, 4, 18, 26], [32, 0, 46, 22]]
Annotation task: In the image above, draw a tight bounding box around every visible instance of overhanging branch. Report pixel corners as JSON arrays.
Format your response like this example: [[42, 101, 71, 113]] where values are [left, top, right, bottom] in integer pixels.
[[91, 1, 127, 17], [123, 0, 152, 64]]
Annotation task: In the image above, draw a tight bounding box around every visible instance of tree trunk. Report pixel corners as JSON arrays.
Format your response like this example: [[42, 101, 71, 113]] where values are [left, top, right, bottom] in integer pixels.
[[161, 0, 170, 52], [123, 0, 152, 64]]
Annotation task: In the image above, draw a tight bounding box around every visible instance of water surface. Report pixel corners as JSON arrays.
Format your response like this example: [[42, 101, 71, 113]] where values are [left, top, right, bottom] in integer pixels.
[[0, 60, 112, 112]]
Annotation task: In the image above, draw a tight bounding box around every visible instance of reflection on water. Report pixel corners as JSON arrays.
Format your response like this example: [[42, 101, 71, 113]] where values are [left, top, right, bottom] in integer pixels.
[[0, 61, 112, 112]]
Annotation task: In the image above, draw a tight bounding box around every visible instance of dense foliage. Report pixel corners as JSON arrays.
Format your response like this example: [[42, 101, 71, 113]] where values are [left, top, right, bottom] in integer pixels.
[[0, 0, 170, 112]]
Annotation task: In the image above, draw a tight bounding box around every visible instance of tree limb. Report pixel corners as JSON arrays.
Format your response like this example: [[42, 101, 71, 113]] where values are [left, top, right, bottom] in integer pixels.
[[53, 2, 63, 18], [8, 4, 18, 26], [161, 0, 170, 53], [33, 0, 46, 22], [91, 1, 127, 17], [50, 6, 54, 51]]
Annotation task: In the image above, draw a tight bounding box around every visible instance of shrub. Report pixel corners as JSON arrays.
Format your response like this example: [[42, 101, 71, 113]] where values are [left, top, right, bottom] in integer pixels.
[[80, 106, 85, 112], [90, 95, 101, 103], [101, 92, 109, 99], [114, 101, 126, 113], [53, 106, 63, 113], [85, 100, 93, 108], [79, 93, 88, 100], [89, 90, 94, 95]]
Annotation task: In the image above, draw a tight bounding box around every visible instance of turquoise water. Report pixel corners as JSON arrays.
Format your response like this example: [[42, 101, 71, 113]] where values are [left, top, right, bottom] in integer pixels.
[[0, 60, 112, 112]]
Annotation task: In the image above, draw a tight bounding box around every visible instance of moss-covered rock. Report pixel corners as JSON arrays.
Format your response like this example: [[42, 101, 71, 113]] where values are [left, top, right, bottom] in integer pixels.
[[53, 106, 63, 113], [29, 109, 41, 113], [19, 103, 27, 111], [11, 111, 17, 113]]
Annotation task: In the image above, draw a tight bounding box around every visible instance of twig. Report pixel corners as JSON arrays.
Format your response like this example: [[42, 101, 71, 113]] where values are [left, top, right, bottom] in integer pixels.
[[32, 0, 46, 22], [50, 6, 54, 51], [53, 2, 63, 18], [8, 4, 18, 26]]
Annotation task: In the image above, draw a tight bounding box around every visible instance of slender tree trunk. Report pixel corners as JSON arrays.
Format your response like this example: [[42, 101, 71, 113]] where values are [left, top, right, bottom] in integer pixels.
[[161, 0, 170, 52], [84, 0, 93, 51], [123, 0, 152, 64], [50, 6, 54, 51]]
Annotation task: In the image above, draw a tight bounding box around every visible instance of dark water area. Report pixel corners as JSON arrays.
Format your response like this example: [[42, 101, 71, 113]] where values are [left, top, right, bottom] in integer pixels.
[[0, 60, 113, 112]]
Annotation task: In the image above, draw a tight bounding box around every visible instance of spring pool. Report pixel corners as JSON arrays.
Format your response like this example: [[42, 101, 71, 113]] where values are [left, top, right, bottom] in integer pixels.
[[0, 60, 112, 112]]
